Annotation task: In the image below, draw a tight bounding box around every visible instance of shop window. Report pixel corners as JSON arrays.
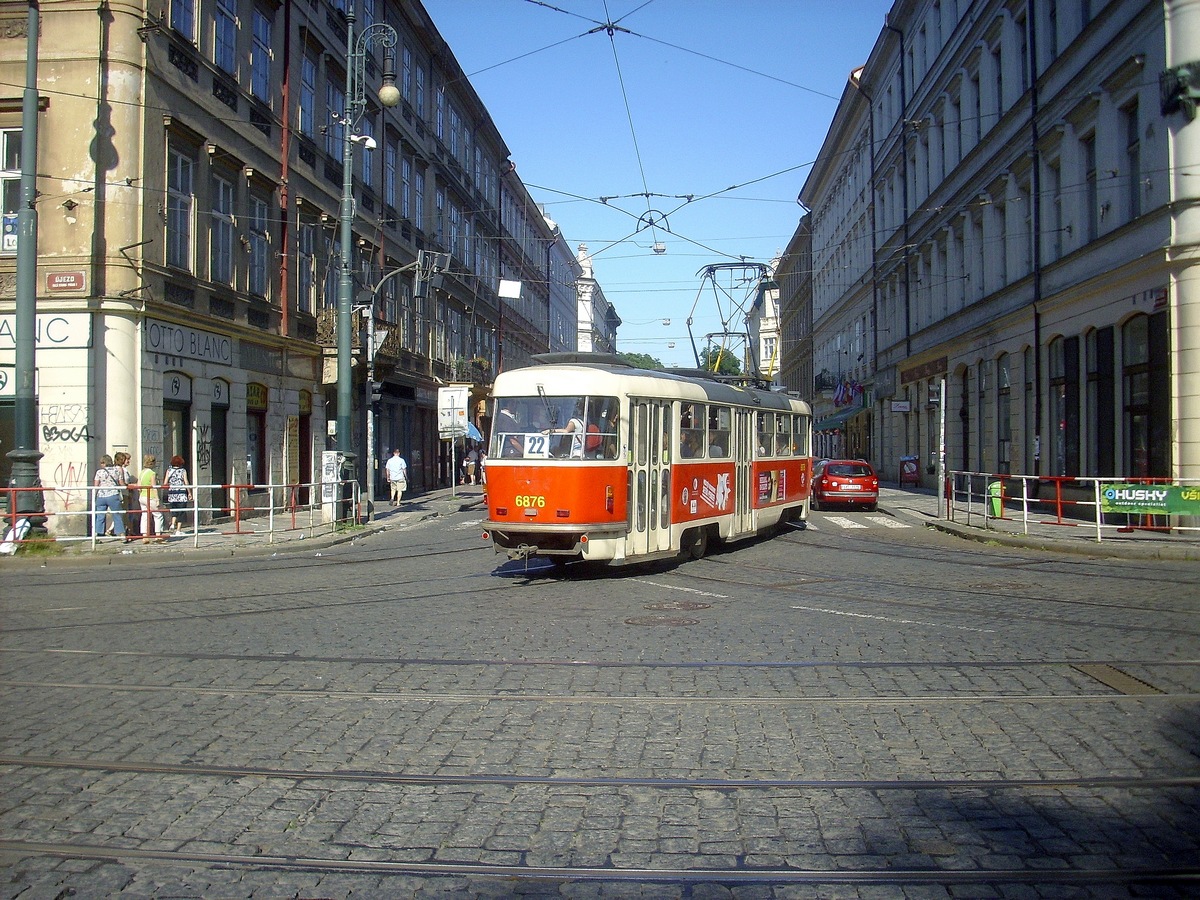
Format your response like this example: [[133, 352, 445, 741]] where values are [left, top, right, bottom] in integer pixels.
[[246, 382, 268, 490], [996, 354, 1011, 474], [210, 379, 230, 513]]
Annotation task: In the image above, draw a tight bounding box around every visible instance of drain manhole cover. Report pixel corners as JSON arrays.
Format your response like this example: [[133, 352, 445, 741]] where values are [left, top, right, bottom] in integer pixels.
[[644, 600, 711, 611], [625, 615, 701, 626]]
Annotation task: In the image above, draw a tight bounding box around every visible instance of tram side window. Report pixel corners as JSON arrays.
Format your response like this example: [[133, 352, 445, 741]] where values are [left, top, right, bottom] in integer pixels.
[[680, 402, 705, 458], [775, 414, 792, 456], [757, 412, 774, 456], [708, 406, 731, 458], [585, 396, 620, 460], [793, 415, 811, 456]]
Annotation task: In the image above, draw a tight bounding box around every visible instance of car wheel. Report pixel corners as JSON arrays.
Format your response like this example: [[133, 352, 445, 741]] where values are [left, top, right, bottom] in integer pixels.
[[865, 502, 877, 512]]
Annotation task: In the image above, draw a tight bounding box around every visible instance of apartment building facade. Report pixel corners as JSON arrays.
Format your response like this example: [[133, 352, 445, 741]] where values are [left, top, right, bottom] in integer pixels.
[[800, 0, 1199, 484], [0, 0, 572, 526]]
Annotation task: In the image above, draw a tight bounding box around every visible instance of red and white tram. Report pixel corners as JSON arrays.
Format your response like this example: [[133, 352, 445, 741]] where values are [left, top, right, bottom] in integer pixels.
[[481, 353, 812, 566]]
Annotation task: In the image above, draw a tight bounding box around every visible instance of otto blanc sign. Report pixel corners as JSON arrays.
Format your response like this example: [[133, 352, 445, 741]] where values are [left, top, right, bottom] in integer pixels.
[[0, 313, 92, 350], [145, 319, 232, 365]]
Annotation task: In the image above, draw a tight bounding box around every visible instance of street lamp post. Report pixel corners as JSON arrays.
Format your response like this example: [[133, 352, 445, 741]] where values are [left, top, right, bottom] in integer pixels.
[[357, 257, 426, 505], [7, 1, 46, 529], [336, 10, 399, 492]]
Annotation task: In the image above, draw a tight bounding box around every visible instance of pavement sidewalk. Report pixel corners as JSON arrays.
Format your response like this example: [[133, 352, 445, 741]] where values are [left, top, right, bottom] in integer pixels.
[[9, 482, 1198, 564], [877, 484, 1200, 561], [7, 485, 488, 565]]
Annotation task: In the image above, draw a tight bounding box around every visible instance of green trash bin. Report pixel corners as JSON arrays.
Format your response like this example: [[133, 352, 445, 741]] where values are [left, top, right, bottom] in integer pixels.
[[987, 480, 1003, 518]]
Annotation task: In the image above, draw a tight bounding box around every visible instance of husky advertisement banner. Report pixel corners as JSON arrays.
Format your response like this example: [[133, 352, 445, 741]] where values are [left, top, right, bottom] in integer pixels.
[[1099, 484, 1200, 515]]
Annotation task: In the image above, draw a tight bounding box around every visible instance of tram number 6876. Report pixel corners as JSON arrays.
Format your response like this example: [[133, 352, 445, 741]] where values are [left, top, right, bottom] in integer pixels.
[[514, 495, 546, 508]]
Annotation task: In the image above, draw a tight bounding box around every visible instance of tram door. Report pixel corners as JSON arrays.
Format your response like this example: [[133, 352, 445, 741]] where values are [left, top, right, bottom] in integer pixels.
[[629, 399, 672, 557], [734, 407, 754, 534]]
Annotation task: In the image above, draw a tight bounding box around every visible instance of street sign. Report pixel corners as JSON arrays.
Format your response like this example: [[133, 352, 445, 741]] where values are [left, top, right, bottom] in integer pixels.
[[437, 384, 470, 438]]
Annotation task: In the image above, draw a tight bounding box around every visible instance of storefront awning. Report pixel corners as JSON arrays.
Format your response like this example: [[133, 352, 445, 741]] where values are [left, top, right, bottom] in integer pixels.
[[814, 406, 864, 432]]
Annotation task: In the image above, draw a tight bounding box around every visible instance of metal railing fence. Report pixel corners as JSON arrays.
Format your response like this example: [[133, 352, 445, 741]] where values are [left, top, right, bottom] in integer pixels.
[[948, 471, 1200, 542], [1, 479, 363, 553]]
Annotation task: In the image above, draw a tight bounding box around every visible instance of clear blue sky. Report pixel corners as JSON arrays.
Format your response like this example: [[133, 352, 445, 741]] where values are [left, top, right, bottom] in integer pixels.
[[424, 0, 893, 367]]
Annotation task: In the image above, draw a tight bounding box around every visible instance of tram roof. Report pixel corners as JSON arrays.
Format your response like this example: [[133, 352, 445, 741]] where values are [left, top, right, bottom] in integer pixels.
[[495, 354, 812, 415]]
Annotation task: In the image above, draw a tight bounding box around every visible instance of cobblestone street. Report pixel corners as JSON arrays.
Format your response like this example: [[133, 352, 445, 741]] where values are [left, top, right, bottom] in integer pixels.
[[1, 491, 1198, 897]]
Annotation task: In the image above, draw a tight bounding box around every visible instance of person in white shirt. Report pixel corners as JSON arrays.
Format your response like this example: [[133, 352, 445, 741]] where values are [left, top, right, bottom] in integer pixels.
[[384, 449, 408, 506]]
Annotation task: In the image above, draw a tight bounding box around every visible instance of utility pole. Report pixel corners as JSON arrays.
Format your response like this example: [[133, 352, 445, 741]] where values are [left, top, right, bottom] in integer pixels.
[[7, 1, 45, 530]]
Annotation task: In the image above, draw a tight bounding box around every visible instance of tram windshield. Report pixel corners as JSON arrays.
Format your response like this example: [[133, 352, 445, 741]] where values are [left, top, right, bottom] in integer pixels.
[[491, 395, 621, 460]]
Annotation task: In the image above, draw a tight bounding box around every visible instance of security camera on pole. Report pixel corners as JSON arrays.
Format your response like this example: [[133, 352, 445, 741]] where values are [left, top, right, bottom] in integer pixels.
[[335, 7, 400, 519]]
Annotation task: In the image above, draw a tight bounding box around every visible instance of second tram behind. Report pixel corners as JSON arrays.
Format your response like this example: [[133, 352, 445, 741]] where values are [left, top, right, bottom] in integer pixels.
[[481, 354, 812, 566]]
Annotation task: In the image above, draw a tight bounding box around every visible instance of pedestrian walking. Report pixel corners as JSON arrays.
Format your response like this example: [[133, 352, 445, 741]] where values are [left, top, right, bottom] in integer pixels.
[[138, 454, 166, 543], [384, 449, 408, 506], [161, 455, 193, 535], [115, 451, 140, 539], [92, 454, 126, 540], [464, 445, 478, 485]]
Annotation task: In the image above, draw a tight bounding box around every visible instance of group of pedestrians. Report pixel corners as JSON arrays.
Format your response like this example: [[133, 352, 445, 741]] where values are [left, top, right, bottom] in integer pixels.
[[92, 452, 193, 544], [461, 444, 485, 486]]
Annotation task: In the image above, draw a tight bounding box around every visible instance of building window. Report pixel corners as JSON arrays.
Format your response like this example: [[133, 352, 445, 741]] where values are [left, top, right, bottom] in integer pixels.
[[214, 0, 236, 73], [324, 236, 340, 309], [401, 156, 411, 221], [1, 128, 20, 255], [326, 82, 344, 160], [1024, 346, 1036, 472], [996, 353, 1011, 474], [435, 82, 444, 140], [1086, 327, 1115, 476], [1048, 338, 1066, 474], [360, 118, 375, 189], [246, 383, 268, 489], [402, 45, 413, 104], [382, 272, 397, 322], [415, 63, 425, 120], [248, 193, 269, 298], [299, 49, 317, 138], [384, 139, 397, 209], [251, 9, 272, 103], [297, 219, 316, 314], [1047, 157, 1063, 260], [171, 0, 194, 41], [435, 187, 444, 244], [1082, 133, 1098, 241], [414, 169, 424, 230], [211, 174, 234, 286], [1122, 99, 1141, 220], [166, 144, 194, 271], [1123, 315, 1150, 477], [1018, 175, 1032, 275]]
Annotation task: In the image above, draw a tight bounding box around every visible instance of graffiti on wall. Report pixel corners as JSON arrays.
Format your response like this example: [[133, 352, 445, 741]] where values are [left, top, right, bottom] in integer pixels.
[[50, 459, 86, 508], [40, 404, 93, 444], [196, 423, 212, 471]]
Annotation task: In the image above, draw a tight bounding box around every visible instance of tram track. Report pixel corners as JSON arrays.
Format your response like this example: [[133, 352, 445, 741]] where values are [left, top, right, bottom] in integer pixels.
[[2, 676, 1195, 704], [689, 551, 1200, 630], [2, 838, 1196, 888], [4, 752, 1198, 791]]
